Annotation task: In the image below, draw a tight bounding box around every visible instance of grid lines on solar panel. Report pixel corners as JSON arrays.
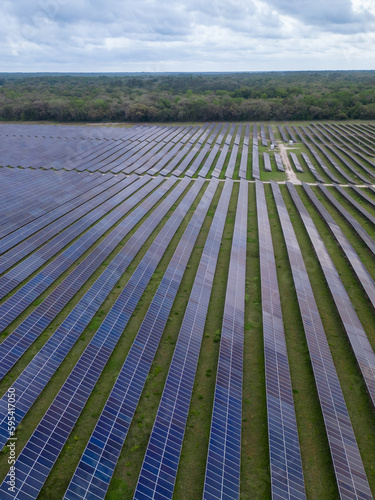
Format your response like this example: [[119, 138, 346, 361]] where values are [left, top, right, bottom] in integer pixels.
[[202, 179, 248, 500], [0, 179, 205, 500], [271, 181, 372, 500], [133, 179, 234, 500], [302, 183, 375, 310], [0, 176, 169, 380], [312, 123, 375, 181], [0, 172, 122, 256], [0, 175, 145, 331], [286, 181, 375, 409], [305, 126, 370, 184], [255, 180, 306, 500], [64, 179, 219, 500], [316, 184, 375, 254], [0, 177, 188, 452]]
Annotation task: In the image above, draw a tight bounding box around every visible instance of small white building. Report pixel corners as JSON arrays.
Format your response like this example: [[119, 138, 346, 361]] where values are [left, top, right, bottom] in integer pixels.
[[289, 140, 294, 146]]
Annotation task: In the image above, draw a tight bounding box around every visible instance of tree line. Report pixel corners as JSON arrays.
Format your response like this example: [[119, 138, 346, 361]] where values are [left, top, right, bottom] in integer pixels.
[[0, 71, 375, 123]]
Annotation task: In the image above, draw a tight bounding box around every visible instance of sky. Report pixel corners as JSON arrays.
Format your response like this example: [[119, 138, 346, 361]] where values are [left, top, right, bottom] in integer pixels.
[[1, 0, 375, 72]]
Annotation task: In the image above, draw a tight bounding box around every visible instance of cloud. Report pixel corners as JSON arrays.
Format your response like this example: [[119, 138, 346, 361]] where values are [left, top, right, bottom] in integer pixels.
[[0, 0, 374, 71]]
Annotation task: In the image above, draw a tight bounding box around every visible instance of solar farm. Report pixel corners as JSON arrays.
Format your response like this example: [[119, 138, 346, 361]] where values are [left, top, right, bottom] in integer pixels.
[[0, 121, 374, 500]]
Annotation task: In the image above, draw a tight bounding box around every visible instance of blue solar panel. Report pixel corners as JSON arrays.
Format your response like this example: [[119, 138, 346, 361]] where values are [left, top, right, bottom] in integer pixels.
[[255, 180, 306, 500], [302, 183, 375, 310], [0, 177, 188, 452], [287, 181, 375, 409], [271, 181, 372, 500], [64, 179, 218, 500], [133, 179, 233, 500], [0, 177, 168, 380], [0, 178, 204, 499], [203, 179, 248, 500]]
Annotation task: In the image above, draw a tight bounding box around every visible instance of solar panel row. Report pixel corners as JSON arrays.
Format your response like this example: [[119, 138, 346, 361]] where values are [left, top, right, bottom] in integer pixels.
[[0, 176, 168, 380], [263, 152, 272, 172], [271, 181, 372, 500], [260, 124, 268, 147], [0, 175, 142, 330], [0, 172, 120, 256], [134, 179, 234, 500], [306, 126, 371, 184], [0, 179, 204, 500], [316, 184, 375, 254], [256, 180, 306, 500], [274, 153, 285, 172], [289, 152, 304, 173], [64, 179, 218, 500], [0, 177, 187, 452], [238, 124, 250, 179], [252, 125, 260, 180], [278, 126, 288, 143], [203, 179, 248, 500], [287, 182, 375, 409], [302, 183, 375, 310]]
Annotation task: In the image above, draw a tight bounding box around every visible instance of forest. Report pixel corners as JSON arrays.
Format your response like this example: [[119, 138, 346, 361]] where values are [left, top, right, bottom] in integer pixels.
[[0, 70, 375, 123]]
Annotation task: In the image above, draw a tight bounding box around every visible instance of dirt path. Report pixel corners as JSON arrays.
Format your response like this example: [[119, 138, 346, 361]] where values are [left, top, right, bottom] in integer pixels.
[[278, 143, 301, 184]]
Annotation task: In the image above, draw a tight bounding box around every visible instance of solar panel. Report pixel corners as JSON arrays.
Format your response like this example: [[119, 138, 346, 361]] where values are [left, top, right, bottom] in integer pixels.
[[64, 179, 219, 500], [133, 180, 234, 500], [271, 181, 372, 500], [255, 180, 306, 500], [287, 182, 375, 409], [0, 179, 205, 500], [0, 178, 187, 452], [302, 183, 375, 310], [203, 179, 248, 500]]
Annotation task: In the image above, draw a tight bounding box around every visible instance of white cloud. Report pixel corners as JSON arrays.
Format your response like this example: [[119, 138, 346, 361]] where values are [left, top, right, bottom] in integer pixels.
[[0, 0, 374, 71]]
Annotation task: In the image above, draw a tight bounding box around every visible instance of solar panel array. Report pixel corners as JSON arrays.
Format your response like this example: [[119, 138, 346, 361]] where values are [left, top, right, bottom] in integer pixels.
[[0, 179, 205, 499], [64, 179, 219, 500], [256, 180, 306, 500], [271, 181, 372, 500], [302, 183, 375, 310], [134, 180, 234, 499], [287, 182, 375, 409], [0, 176, 168, 379], [203, 180, 247, 500], [0, 120, 374, 499], [0, 177, 188, 451], [317, 184, 375, 254], [274, 153, 285, 172], [290, 152, 304, 173]]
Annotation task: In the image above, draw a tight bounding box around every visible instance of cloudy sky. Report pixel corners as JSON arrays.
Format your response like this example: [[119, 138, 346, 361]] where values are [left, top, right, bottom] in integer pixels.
[[1, 0, 375, 72]]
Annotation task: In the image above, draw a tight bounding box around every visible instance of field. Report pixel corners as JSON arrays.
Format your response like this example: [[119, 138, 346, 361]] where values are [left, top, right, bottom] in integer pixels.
[[0, 121, 374, 500]]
